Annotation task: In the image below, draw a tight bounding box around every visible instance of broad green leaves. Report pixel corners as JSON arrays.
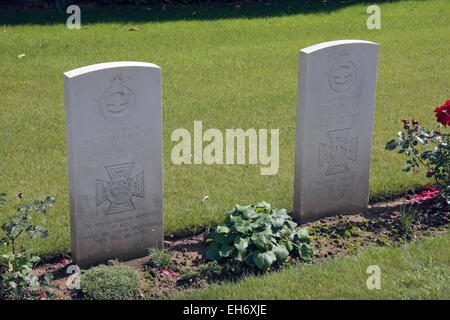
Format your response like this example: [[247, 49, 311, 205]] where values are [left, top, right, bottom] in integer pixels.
[[216, 225, 230, 234], [205, 242, 220, 261], [273, 244, 289, 263], [253, 250, 276, 270], [234, 236, 249, 252], [251, 232, 273, 251], [290, 227, 310, 244], [297, 243, 314, 262], [205, 202, 314, 271], [218, 243, 235, 258]]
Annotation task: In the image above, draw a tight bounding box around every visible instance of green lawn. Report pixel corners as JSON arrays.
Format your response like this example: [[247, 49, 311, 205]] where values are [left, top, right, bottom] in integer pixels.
[[169, 231, 450, 300], [0, 0, 449, 257]]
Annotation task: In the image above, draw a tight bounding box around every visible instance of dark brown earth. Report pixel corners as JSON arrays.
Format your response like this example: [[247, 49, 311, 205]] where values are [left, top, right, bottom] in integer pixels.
[[30, 197, 448, 300]]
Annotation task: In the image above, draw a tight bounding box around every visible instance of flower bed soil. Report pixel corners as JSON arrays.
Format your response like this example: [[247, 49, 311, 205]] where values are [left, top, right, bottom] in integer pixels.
[[30, 197, 449, 300]]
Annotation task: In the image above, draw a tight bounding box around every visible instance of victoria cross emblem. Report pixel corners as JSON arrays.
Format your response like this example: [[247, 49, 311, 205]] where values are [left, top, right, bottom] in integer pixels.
[[319, 129, 358, 175], [96, 162, 144, 215]]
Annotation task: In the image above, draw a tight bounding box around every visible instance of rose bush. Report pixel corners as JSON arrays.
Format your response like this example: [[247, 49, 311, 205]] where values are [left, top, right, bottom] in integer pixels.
[[385, 100, 450, 208]]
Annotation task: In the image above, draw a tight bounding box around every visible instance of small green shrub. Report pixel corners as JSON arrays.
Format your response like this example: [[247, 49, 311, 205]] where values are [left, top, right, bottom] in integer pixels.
[[205, 201, 314, 271], [81, 265, 141, 300], [146, 248, 173, 270]]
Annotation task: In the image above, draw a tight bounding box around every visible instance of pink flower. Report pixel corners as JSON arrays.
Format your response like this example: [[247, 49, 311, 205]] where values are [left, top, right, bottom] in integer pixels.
[[39, 295, 46, 300], [171, 273, 179, 278], [406, 186, 441, 205], [161, 270, 169, 275], [59, 258, 68, 263]]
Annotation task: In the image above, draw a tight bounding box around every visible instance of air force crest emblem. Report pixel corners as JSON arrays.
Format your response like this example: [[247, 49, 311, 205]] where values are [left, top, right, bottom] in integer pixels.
[[98, 76, 136, 122]]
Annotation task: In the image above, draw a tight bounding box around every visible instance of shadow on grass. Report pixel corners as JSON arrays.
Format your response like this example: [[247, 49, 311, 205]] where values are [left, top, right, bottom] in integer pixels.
[[0, 0, 401, 26]]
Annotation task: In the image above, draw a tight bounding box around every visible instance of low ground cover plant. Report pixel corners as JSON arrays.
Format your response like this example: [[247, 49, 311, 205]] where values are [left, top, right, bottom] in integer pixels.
[[146, 248, 174, 270], [204, 201, 313, 271], [81, 265, 141, 300], [178, 261, 224, 285]]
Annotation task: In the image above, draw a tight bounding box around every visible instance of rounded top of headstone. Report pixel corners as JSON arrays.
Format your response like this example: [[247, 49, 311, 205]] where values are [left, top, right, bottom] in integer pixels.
[[300, 40, 378, 54], [64, 61, 160, 79]]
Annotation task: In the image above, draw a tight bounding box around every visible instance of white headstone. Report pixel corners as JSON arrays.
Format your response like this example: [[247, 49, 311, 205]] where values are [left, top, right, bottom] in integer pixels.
[[293, 40, 379, 222], [64, 61, 163, 267]]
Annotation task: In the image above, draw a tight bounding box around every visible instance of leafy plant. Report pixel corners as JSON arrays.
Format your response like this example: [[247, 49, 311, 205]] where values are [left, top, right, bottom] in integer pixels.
[[1, 248, 57, 300], [205, 202, 313, 271], [146, 247, 173, 270], [81, 265, 141, 300], [0, 196, 55, 253], [400, 205, 418, 234], [385, 100, 450, 208], [0, 195, 56, 299]]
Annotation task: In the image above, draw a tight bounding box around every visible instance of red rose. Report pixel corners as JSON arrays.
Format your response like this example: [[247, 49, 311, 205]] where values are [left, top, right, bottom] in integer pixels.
[[434, 105, 443, 113], [444, 100, 450, 109], [435, 100, 450, 126]]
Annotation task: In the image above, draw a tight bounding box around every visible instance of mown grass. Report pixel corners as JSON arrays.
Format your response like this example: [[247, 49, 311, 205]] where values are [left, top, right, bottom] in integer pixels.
[[169, 231, 450, 300], [0, 0, 449, 257]]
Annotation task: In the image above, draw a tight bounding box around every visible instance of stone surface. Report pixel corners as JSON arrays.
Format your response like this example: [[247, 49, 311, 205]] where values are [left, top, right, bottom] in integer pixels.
[[293, 40, 379, 222], [64, 61, 163, 267]]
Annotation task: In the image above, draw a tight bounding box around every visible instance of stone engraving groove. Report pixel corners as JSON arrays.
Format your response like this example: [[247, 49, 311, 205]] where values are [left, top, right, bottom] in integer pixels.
[[318, 129, 358, 175], [326, 52, 357, 93], [96, 162, 144, 215], [99, 76, 136, 122]]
